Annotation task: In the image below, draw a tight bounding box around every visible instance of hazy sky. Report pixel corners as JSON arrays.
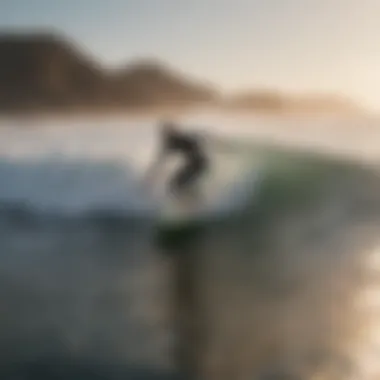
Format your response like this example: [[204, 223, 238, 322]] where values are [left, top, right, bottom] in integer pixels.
[[0, 0, 380, 110]]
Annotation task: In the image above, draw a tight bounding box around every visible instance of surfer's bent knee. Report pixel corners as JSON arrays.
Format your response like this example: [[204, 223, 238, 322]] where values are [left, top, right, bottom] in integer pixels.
[[170, 157, 207, 194]]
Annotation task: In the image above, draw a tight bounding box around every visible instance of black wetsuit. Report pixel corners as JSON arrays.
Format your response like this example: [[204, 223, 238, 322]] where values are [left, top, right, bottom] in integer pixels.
[[164, 131, 208, 193]]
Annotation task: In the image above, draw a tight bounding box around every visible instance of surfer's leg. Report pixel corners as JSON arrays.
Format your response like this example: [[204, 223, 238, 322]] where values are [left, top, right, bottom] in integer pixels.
[[168, 160, 205, 211], [169, 158, 206, 197]]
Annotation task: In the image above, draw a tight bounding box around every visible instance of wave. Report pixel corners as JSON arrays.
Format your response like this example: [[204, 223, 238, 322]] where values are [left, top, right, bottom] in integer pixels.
[[0, 138, 377, 223], [149, 141, 380, 379], [0, 155, 156, 219], [0, 133, 261, 222], [1, 132, 380, 378]]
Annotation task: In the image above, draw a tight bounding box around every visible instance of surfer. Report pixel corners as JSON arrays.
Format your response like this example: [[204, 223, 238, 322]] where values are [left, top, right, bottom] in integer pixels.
[[146, 120, 209, 200]]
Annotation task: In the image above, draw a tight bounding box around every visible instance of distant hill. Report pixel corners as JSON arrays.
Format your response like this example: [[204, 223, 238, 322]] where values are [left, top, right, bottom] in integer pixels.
[[284, 94, 362, 114], [222, 91, 362, 114], [0, 31, 217, 113], [0, 31, 364, 115], [113, 60, 217, 107], [0, 32, 108, 111]]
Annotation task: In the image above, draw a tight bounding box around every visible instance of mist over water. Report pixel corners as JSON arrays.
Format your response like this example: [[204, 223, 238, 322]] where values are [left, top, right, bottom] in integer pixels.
[[0, 113, 380, 379]]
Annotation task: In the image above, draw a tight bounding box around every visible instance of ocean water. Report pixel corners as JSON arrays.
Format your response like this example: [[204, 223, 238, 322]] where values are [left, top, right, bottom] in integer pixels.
[[0, 113, 380, 379]]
